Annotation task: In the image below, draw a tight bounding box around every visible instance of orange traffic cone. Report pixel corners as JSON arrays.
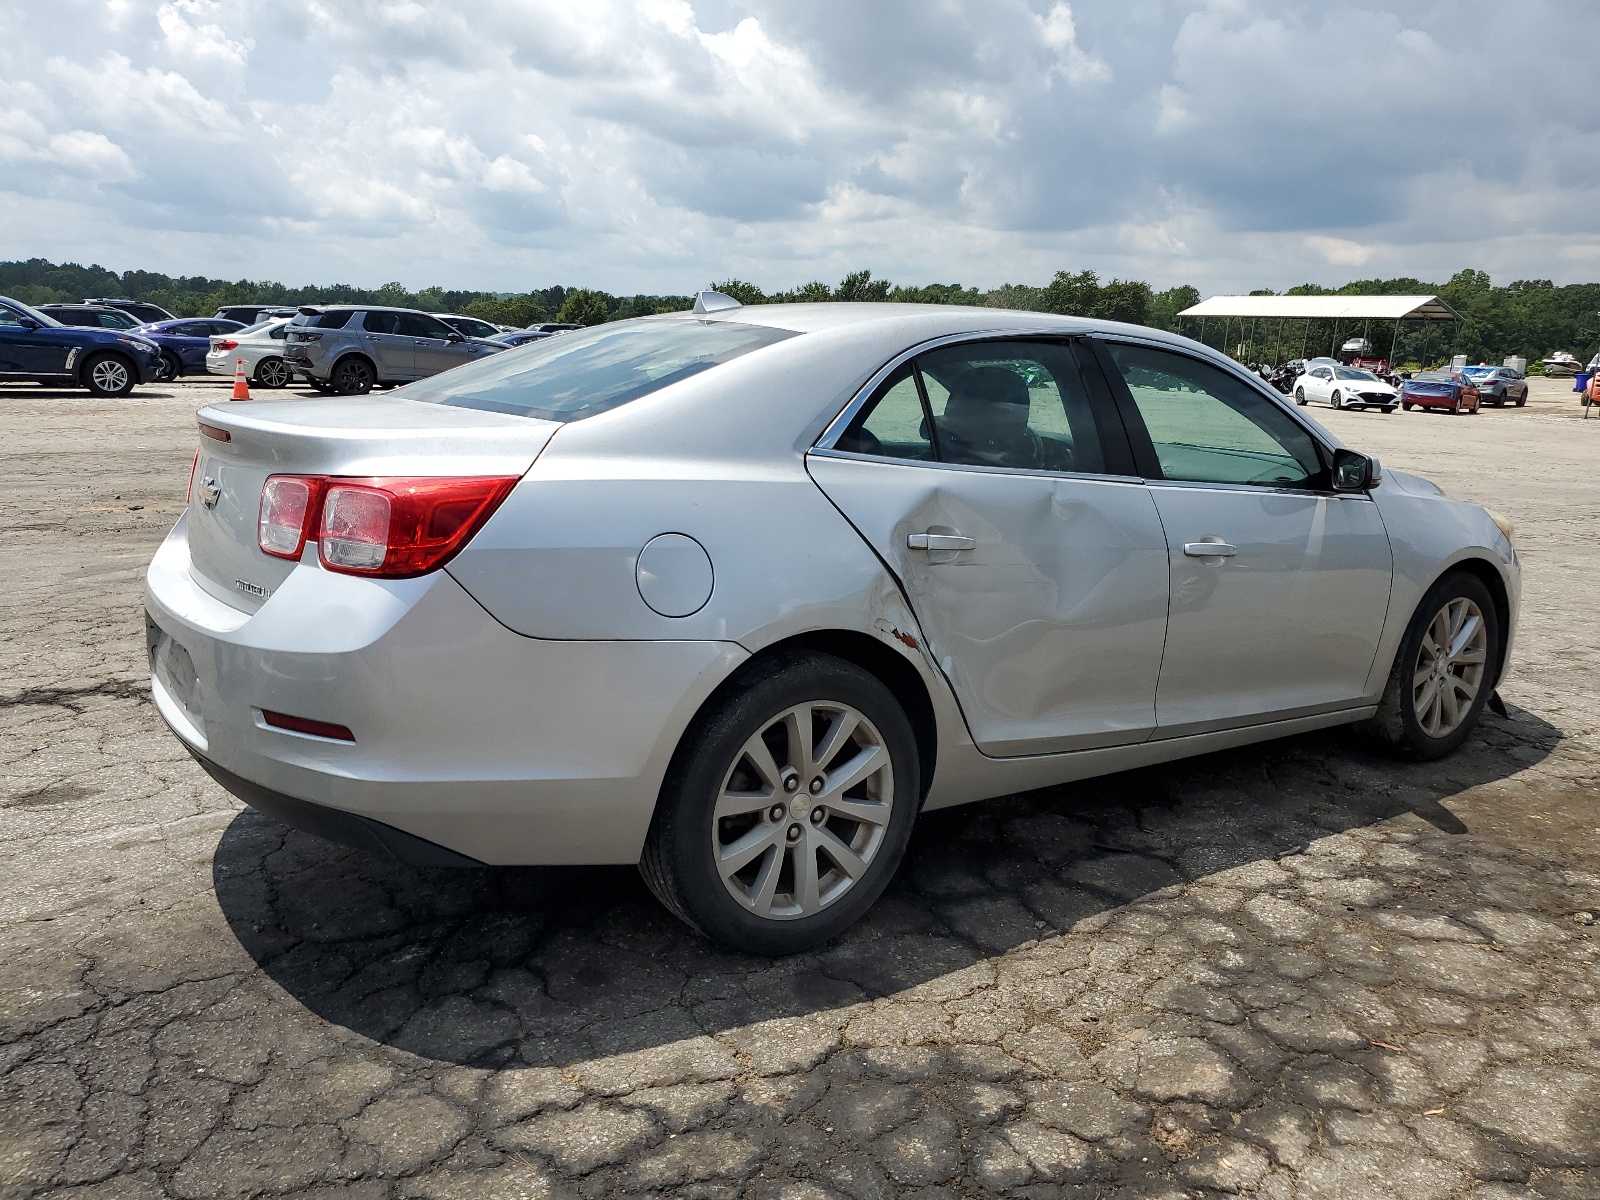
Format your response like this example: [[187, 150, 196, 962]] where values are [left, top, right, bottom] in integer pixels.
[[230, 357, 251, 401]]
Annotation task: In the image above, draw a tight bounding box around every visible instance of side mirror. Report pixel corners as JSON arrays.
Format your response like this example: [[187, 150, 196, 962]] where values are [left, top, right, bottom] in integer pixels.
[[1332, 448, 1380, 492], [18, 317, 39, 330], [445, 331, 465, 343]]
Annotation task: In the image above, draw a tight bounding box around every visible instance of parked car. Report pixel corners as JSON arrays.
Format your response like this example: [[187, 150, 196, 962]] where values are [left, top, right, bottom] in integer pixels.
[[215, 305, 298, 326], [205, 318, 295, 388], [490, 329, 554, 348], [281, 305, 505, 394], [136, 318, 247, 381], [434, 313, 509, 340], [1459, 365, 1528, 407], [146, 295, 1519, 953], [83, 298, 176, 324], [0, 295, 165, 396], [528, 323, 583, 334], [36, 303, 144, 331], [1399, 370, 1482, 414], [1293, 363, 1398, 411]]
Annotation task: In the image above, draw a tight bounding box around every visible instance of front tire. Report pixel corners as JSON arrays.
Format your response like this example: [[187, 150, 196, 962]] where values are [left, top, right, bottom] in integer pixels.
[[1402, 402, 1414, 411], [82, 352, 136, 397], [1294, 386, 1308, 405], [1359, 571, 1500, 761], [331, 356, 375, 396], [254, 357, 293, 388], [640, 652, 920, 955]]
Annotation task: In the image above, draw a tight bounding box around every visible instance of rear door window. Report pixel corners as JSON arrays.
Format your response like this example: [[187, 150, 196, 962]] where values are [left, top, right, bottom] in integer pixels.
[[834, 340, 1109, 475], [362, 311, 403, 334]]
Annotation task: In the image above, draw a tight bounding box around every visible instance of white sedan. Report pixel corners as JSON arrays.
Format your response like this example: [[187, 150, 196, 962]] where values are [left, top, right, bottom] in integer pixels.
[[1294, 363, 1398, 411], [205, 318, 296, 389]]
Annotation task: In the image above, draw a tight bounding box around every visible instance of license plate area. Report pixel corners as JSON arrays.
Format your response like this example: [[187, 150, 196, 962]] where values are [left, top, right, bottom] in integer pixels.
[[148, 618, 206, 737]]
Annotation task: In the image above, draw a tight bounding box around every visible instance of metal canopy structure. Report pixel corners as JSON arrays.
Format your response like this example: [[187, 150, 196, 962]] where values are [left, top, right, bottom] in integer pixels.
[[1174, 294, 1462, 368]]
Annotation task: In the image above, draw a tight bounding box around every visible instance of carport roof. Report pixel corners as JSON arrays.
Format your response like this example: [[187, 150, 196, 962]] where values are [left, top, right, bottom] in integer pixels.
[[1177, 295, 1459, 321]]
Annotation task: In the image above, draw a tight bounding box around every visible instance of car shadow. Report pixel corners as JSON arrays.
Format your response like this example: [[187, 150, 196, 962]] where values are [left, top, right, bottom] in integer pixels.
[[212, 707, 1561, 1068]]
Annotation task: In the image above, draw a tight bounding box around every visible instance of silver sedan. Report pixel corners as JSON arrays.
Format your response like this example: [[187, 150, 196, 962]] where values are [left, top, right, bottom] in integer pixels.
[[205, 318, 296, 389], [146, 296, 1519, 954]]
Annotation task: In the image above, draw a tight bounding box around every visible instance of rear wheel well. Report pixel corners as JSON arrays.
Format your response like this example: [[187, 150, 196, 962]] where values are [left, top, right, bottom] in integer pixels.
[[1438, 558, 1511, 687], [696, 631, 938, 801]]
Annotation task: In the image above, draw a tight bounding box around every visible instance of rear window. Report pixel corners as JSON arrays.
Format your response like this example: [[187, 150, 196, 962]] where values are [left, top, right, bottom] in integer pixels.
[[407, 318, 799, 421], [295, 310, 356, 329], [1413, 371, 1453, 382]]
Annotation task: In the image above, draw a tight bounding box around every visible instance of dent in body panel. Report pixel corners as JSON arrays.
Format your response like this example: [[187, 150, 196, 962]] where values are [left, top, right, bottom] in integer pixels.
[[807, 454, 1170, 756]]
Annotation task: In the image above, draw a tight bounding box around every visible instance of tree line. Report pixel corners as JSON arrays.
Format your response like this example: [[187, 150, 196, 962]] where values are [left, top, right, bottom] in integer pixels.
[[2, 258, 1594, 365]]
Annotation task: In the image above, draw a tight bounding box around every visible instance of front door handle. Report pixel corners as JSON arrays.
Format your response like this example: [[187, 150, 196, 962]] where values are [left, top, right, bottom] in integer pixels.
[[1184, 539, 1237, 558], [908, 531, 976, 552]]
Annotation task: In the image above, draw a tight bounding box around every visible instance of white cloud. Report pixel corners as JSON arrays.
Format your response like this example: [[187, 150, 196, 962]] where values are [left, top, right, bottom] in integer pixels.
[[0, 0, 1595, 294]]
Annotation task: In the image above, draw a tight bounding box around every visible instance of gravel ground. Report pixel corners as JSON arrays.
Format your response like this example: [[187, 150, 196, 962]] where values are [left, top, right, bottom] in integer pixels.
[[1, 374, 1597, 1200]]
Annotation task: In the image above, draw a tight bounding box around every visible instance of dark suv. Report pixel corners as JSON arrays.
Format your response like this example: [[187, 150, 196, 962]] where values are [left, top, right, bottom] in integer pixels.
[[215, 305, 298, 325], [82, 298, 176, 324], [37, 304, 143, 330], [283, 306, 504, 394]]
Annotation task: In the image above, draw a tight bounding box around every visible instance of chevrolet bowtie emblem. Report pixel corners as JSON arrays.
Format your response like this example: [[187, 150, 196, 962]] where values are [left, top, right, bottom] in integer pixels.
[[200, 475, 221, 508]]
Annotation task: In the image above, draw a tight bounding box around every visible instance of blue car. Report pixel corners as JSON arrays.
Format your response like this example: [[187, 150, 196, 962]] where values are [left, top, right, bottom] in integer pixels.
[[137, 317, 247, 381], [0, 295, 166, 396]]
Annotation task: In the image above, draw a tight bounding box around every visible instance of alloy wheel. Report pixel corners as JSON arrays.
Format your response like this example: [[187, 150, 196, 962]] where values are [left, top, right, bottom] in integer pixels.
[[257, 358, 292, 388], [711, 701, 893, 920], [92, 359, 130, 393], [1412, 597, 1488, 737]]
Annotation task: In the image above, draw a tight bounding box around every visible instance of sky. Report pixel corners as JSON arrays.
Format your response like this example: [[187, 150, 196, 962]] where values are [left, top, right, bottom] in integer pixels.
[[3, 0, 1598, 297]]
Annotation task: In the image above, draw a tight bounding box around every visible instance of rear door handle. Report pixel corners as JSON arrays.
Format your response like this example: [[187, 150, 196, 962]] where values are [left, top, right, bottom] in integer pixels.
[[907, 532, 976, 552], [1184, 539, 1237, 558]]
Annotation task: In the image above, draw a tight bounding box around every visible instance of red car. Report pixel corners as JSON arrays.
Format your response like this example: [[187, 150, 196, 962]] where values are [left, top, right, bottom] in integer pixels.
[[1398, 370, 1481, 415]]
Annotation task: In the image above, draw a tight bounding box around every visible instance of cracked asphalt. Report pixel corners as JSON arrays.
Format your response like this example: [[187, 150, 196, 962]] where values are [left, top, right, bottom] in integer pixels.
[[2, 376, 1598, 1200]]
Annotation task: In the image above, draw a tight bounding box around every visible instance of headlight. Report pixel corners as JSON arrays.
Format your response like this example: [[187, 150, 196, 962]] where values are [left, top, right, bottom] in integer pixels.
[[1485, 507, 1515, 544], [117, 337, 158, 353]]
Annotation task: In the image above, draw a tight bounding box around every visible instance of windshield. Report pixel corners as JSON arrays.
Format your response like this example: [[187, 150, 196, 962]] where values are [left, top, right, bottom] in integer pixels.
[[4, 299, 63, 327], [1333, 366, 1378, 381], [407, 318, 800, 421]]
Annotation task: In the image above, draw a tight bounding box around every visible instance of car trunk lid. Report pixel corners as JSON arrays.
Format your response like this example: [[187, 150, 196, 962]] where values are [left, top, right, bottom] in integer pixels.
[[185, 396, 558, 612]]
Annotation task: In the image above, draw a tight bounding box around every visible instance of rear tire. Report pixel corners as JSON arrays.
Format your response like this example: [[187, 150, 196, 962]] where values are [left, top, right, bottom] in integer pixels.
[[154, 351, 180, 384], [82, 352, 136, 398], [640, 652, 920, 955], [254, 357, 292, 388], [1358, 570, 1500, 761], [1402, 402, 1413, 411], [331, 356, 375, 396]]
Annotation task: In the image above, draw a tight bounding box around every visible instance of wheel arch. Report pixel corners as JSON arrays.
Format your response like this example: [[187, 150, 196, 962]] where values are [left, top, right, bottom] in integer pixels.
[[330, 350, 376, 376], [1439, 556, 1512, 687], [666, 628, 939, 804]]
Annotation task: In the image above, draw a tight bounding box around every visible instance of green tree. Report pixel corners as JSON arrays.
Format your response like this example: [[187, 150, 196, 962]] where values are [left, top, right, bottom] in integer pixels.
[[834, 270, 891, 301], [1148, 285, 1201, 332], [709, 279, 768, 305], [770, 280, 833, 303], [556, 288, 612, 326]]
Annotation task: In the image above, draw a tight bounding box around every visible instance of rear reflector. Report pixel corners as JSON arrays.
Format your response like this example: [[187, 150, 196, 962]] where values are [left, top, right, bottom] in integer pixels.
[[258, 475, 324, 561], [199, 423, 231, 442], [261, 710, 355, 741]]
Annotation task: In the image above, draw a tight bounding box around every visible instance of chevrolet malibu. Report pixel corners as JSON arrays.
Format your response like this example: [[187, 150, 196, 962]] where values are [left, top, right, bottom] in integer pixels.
[[146, 296, 1519, 954]]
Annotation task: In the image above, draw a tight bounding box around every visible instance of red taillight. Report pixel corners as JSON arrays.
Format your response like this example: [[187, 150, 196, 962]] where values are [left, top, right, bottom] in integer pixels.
[[318, 476, 519, 577], [186, 450, 199, 503], [261, 710, 355, 741], [215, 339, 238, 351], [258, 475, 324, 561], [256, 474, 517, 577]]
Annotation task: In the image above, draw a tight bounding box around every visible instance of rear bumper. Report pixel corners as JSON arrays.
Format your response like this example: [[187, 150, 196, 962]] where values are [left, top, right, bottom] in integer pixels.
[[144, 512, 747, 864]]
